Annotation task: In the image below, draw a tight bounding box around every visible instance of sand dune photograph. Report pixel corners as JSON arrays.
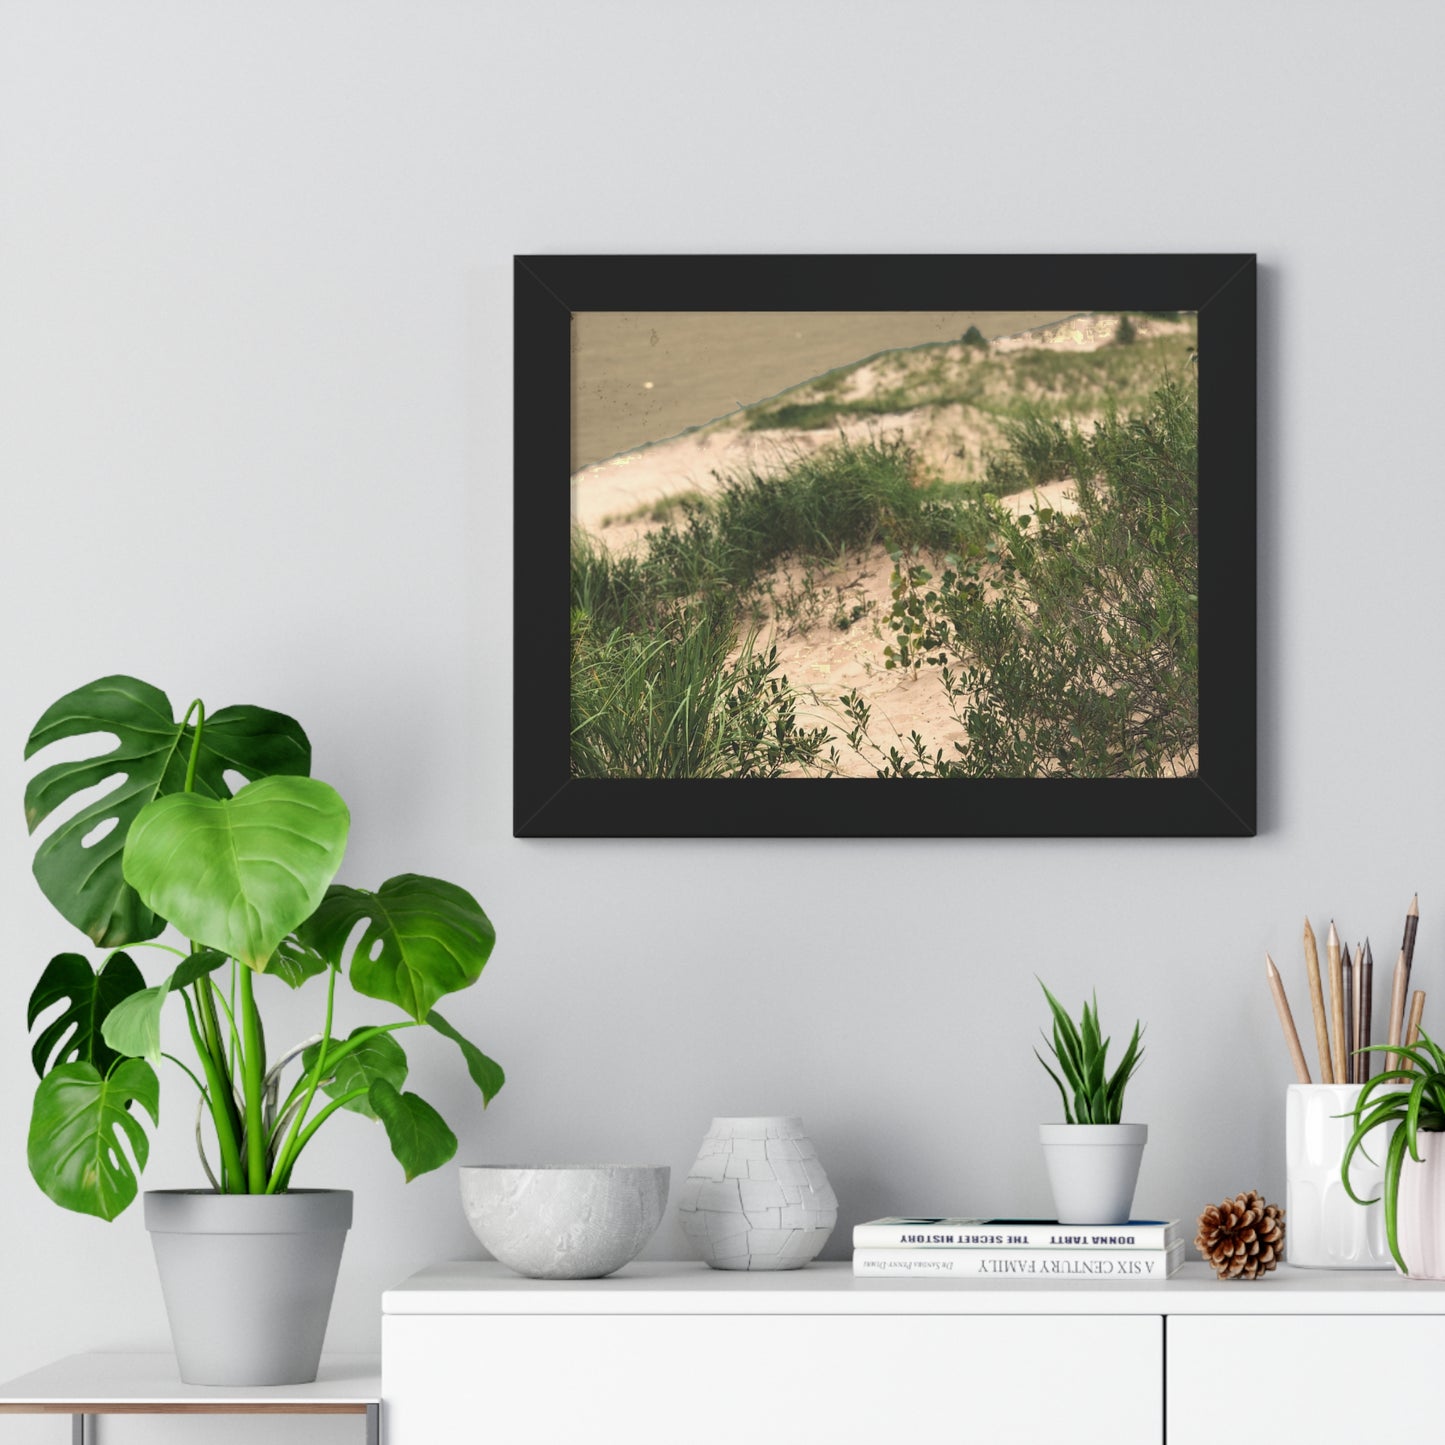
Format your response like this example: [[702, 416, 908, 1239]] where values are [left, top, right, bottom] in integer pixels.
[[570, 309, 1200, 782]]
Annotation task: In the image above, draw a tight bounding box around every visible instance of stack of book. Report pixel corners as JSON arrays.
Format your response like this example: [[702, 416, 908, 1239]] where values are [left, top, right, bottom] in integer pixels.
[[852, 1217, 1186, 1278]]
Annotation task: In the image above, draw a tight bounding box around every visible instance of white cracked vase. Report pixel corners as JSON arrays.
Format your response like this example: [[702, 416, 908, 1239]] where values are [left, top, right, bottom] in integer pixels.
[[676, 1116, 837, 1270]]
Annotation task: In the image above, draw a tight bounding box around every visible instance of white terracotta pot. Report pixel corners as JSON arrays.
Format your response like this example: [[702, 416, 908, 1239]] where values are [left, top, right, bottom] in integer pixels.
[[1039, 1123, 1146, 1224], [1285, 1083, 1394, 1269], [1396, 1129, 1445, 1279]]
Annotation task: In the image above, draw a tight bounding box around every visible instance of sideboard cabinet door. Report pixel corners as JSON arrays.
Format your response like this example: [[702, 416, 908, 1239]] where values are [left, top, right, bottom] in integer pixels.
[[384, 1313, 1162, 1444], [1168, 1316, 1445, 1443]]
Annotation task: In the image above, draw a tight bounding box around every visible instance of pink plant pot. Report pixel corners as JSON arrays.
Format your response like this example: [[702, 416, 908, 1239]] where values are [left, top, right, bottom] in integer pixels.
[[1396, 1129, 1445, 1279]]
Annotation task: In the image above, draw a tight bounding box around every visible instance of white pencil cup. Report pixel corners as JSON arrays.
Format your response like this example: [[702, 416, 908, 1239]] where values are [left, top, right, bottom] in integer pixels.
[[1285, 1083, 1394, 1269]]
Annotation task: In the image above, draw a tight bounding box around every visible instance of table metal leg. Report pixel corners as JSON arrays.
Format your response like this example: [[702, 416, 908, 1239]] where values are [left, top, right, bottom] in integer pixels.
[[71, 1413, 89, 1445], [366, 1402, 380, 1445]]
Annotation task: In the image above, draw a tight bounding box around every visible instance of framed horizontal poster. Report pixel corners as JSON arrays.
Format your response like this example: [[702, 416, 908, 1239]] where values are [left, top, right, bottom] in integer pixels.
[[515, 254, 1255, 837]]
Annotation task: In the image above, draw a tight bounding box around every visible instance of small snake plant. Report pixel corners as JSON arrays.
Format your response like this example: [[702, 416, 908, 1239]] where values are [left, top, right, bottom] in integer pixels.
[[1035, 980, 1145, 1125]]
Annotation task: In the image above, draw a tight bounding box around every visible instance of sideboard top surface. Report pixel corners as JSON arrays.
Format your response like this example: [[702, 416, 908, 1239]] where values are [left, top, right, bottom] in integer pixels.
[[383, 1260, 1445, 1316]]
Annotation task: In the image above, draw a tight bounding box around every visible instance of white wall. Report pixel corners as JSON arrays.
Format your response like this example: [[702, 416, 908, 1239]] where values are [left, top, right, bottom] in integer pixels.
[[2, 2, 1443, 1439]]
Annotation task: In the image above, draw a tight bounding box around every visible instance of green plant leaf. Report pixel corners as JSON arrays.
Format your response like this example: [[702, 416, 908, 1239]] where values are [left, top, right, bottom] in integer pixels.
[[1105, 1024, 1145, 1122], [1039, 981, 1084, 1077], [170, 949, 230, 992], [1416, 1028, 1445, 1076], [1384, 1124, 1410, 1273], [100, 981, 170, 1065], [1407, 1076, 1430, 1162], [1034, 1047, 1074, 1124], [99, 952, 229, 1066], [302, 1028, 408, 1120], [267, 934, 332, 989], [27, 951, 146, 1078], [1081, 995, 1101, 1062], [24, 676, 310, 948], [122, 776, 350, 970], [27, 1059, 159, 1220], [303, 874, 495, 1023], [1056, 1025, 1085, 1086], [1341, 1116, 1384, 1205], [427, 1010, 505, 1105], [368, 1078, 458, 1181], [1384, 1045, 1438, 1075]]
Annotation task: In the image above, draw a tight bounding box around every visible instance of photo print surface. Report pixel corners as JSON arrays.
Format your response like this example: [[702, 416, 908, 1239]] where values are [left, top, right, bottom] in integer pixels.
[[570, 309, 1200, 782]]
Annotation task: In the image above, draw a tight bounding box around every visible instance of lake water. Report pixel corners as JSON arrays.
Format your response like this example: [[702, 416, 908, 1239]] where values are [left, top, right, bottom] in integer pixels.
[[570, 310, 1082, 471]]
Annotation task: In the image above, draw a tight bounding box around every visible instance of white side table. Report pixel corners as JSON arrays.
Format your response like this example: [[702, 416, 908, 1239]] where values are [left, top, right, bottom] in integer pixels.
[[0, 1353, 380, 1444]]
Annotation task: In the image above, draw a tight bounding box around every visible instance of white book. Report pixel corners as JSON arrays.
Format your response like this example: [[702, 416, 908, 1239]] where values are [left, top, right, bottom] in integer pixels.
[[852, 1217, 1183, 1250], [853, 1240, 1187, 1279]]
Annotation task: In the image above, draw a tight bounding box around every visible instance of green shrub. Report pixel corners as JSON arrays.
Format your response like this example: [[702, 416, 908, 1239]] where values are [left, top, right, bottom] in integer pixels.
[[885, 378, 1199, 778]]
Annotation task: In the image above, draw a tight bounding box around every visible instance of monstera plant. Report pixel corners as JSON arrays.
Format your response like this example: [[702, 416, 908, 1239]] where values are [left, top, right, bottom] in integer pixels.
[[24, 675, 503, 1220]]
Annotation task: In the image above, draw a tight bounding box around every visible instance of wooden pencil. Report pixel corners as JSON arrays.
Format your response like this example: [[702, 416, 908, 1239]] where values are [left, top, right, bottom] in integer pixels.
[[1359, 939, 1374, 1084], [1402, 894, 1420, 1008], [1401, 990, 1427, 1072], [1327, 921, 1347, 1084], [1386, 948, 1408, 1073], [1266, 953, 1312, 1084], [1303, 918, 1333, 1083], [1342, 942, 1354, 1084], [1346, 947, 1358, 1086]]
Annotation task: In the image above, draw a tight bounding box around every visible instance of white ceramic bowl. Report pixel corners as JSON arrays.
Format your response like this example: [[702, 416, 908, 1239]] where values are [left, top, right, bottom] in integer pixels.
[[459, 1165, 670, 1279]]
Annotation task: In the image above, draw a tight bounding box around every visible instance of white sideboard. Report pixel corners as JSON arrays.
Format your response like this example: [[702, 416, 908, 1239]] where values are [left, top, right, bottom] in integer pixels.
[[383, 1261, 1445, 1444]]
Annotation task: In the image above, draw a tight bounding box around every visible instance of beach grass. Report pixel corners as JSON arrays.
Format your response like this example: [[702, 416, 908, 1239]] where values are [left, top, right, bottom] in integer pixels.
[[578, 434, 992, 628], [570, 602, 832, 779]]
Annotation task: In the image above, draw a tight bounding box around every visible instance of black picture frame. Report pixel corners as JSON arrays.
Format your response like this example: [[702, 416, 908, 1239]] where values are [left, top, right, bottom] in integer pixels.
[[516, 253, 1255, 838]]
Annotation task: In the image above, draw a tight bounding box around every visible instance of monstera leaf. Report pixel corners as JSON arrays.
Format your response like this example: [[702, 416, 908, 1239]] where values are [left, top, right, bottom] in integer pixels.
[[301, 874, 495, 1023], [123, 776, 350, 970], [27, 951, 146, 1078], [170, 949, 230, 991], [302, 1028, 409, 1120], [28, 1059, 159, 1220], [100, 951, 228, 1065], [25, 676, 310, 947], [368, 1078, 457, 1181], [266, 933, 332, 989], [427, 1010, 505, 1105]]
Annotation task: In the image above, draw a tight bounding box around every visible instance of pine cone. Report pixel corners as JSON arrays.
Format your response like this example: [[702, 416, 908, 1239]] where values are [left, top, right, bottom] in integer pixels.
[[1195, 1190, 1285, 1280]]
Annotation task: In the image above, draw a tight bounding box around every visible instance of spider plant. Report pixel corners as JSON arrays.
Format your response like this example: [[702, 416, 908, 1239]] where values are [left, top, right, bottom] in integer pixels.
[[1034, 980, 1145, 1125], [1341, 1029, 1445, 1273]]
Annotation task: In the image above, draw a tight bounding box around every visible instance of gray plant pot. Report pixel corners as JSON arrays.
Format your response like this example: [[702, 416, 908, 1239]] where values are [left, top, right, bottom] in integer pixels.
[[144, 1189, 351, 1385]]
